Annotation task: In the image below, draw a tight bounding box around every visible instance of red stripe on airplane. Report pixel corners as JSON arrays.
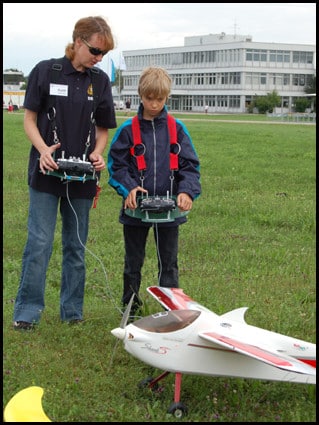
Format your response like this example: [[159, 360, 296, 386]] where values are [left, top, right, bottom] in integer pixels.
[[203, 332, 292, 367]]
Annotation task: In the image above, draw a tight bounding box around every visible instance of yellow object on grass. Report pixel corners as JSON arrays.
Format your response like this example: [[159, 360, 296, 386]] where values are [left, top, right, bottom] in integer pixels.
[[4, 386, 51, 422]]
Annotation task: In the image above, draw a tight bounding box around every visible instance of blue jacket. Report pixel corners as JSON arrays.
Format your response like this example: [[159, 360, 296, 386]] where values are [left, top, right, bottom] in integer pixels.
[[108, 104, 201, 226]]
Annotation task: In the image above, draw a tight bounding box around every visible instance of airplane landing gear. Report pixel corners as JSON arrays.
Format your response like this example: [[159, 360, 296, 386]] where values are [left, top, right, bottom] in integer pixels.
[[138, 371, 188, 417], [167, 401, 188, 418]]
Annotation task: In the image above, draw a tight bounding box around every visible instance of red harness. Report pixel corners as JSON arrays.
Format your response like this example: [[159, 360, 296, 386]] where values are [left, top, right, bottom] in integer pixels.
[[130, 114, 179, 171]]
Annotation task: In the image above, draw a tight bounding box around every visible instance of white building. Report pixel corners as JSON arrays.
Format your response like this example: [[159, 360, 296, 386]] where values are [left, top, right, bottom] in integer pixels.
[[3, 70, 25, 108], [120, 33, 316, 113]]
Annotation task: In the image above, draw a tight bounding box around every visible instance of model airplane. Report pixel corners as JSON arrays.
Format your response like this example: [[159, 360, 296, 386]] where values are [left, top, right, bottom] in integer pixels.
[[111, 286, 316, 417]]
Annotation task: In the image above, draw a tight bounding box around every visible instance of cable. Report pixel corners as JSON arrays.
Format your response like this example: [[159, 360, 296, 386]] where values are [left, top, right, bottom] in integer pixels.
[[154, 223, 163, 285], [66, 183, 133, 370], [65, 182, 122, 315]]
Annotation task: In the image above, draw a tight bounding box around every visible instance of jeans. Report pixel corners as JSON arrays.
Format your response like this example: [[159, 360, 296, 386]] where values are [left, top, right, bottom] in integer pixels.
[[13, 187, 92, 323], [122, 224, 179, 306]]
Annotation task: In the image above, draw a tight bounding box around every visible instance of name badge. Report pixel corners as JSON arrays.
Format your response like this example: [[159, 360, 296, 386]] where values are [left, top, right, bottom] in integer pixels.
[[50, 83, 68, 96]]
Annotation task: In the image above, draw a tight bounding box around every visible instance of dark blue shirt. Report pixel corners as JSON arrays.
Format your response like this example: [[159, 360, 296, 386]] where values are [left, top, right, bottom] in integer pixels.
[[108, 104, 201, 227], [24, 56, 117, 198]]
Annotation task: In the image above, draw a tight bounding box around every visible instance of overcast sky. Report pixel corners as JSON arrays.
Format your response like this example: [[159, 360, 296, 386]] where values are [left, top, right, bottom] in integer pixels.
[[3, 2, 316, 76]]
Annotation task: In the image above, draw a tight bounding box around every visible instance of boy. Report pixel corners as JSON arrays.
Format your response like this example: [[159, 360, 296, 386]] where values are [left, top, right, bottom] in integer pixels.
[[108, 66, 201, 315]]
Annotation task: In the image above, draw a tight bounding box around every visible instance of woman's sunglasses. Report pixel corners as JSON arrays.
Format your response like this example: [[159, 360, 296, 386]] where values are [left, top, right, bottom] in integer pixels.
[[82, 38, 108, 57]]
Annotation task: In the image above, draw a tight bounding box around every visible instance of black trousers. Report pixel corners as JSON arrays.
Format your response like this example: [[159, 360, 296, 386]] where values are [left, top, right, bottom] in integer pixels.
[[122, 224, 179, 305]]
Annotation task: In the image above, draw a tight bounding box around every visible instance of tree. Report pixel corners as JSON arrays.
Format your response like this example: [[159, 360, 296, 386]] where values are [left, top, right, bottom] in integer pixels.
[[4, 68, 22, 73], [114, 69, 124, 92], [253, 90, 281, 114], [304, 74, 316, 94], [294, 97, 311, 113]]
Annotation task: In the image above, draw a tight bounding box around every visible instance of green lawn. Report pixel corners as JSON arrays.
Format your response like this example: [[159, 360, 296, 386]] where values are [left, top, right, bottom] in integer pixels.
[[3, 111, 316, 422]]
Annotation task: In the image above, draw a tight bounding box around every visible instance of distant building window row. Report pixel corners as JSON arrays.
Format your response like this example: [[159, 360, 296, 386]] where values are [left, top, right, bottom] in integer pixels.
[[124, 72, 311, 89], [184, 49, 242, 64], [292, 73, 312, 86], [246, 49, 313, 64], [174, 72, 241, 86], [240, 72, 311, 87], [246, 49, 291, 63], [125, 48, 313, 69], [246, 49, 268, 62], [193, 95, 241, 108], [292, 51, 313, 64]]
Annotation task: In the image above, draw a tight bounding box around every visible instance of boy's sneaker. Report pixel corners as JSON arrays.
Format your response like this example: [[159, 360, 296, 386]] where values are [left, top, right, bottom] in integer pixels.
[[13, 321, 34, 331]]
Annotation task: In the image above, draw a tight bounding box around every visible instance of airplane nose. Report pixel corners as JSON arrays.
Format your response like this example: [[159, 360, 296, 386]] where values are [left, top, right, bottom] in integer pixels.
[[111, 327, 126, 340]]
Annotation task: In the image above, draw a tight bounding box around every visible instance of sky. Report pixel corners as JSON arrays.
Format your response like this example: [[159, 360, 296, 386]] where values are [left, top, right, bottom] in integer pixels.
[[3, 3, 316, 76]]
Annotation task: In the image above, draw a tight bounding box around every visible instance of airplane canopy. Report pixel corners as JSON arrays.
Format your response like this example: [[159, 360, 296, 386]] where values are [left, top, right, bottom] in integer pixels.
[[133, 309, 201, 333]]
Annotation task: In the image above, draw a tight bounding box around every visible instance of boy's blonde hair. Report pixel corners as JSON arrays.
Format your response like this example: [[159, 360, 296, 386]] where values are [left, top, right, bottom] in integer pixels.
[[138, 67, 171, 99]]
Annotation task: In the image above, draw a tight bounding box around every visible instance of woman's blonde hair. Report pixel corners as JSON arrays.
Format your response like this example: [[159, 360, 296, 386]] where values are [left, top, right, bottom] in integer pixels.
[[138, 67, 171, 99], [65, 16, 114, 60]]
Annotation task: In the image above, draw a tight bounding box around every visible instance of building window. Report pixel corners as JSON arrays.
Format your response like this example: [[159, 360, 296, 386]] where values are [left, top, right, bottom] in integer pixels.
[[292, 74, 306, 86], [230, 72, 241, 84], [229, 96, 240, 108], [293, 51, 313, 64], [246, 49, 267, 62], [220, 73, 228, 84], [269, 50, 290, 63], [182, 74, 192, 85], [175, 74, 182, 86], [283, 74, 290, 85], [194, 73, 205, 85], [217, 95, 227, 107]]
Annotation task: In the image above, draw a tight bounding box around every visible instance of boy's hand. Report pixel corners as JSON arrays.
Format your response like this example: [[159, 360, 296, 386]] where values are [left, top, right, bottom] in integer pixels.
[[124, 186, 148, 209], [177, 193, 193, 211]]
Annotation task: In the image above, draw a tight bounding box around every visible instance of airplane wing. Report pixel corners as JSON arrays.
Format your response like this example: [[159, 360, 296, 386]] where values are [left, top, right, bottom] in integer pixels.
[[147, 286, 212, 313], [148, 287, 316, 376], [199, 331, 316, 376]]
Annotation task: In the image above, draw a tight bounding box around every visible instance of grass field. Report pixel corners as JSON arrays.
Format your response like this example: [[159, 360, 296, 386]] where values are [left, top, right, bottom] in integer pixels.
[[3, 110, 316, 422]]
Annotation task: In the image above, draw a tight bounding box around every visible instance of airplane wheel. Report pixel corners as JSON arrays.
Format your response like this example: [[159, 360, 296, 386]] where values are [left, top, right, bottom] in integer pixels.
[[138, 377, 159, 391], [167, 402, 187, 418]]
